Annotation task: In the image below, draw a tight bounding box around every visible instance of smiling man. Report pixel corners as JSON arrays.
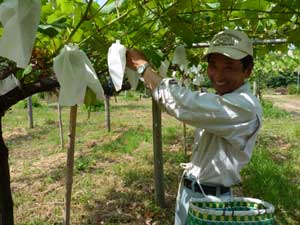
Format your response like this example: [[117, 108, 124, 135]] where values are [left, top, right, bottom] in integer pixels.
[[126, 29, 262, 225]]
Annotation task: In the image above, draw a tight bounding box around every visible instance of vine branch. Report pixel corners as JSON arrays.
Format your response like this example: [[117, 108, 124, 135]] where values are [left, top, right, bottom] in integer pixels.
[[50, 0, 94, 59], [79, 9, 134, 46]]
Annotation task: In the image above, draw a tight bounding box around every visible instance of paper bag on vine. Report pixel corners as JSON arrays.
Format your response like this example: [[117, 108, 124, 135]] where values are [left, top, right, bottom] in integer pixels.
[[0, 0, 41, 68], [53, 44, 105, 106], [107, 40, 127, 91]]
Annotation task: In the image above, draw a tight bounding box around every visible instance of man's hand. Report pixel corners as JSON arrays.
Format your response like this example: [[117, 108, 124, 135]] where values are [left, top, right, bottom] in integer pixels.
[[126, 49, 162, 91], [126, 49, 148, 70]]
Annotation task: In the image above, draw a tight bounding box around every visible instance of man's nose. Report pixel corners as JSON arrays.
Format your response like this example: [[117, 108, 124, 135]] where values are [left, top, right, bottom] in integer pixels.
[[212, 68, 223, 80]]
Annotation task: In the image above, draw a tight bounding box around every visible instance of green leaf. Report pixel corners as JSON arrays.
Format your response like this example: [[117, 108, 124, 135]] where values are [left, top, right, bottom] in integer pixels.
[[168, 17, 195, 45], [41, 3, 53, 15], [49, 0, 57, 8], [50, 17, 68, 28], [93, 16, 105, 28], [23, 65, 32, 76], [101, 3, 115, 14], [235, 0, 269, 10], [15, 65, 33, 81], [142, 48, 164, 68], [220, 0, 231, 9], [206, 2, 220, 9], [38, 25, 59, 37], [57, 0, 74, 14], [287, 31, 300, 45], [84, 87, 98, 106], [73, 7, 82, 27], [135, 1, 145, 17], [101, 0, 126, 14], [47, 12, 66, 24], [269, 5, 293, 26], [15, 70, 24, 80], [72, 28, 84, 43], [255, 20, 265, 33]]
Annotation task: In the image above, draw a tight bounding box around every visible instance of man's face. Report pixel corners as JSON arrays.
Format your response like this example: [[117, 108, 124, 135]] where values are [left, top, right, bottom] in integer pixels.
[[207, 53, 252, 95]]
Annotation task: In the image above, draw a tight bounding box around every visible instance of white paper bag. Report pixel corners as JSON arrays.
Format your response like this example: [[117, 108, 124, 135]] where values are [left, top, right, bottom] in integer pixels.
[[107, 40, 126, 91], [172, 45, 190, 74], [0, 74, 20, 95], [53, 44, 105, 106], [125, 67, 140, 90], [0, 0, 41, 68], [158, 59, 170, 77]]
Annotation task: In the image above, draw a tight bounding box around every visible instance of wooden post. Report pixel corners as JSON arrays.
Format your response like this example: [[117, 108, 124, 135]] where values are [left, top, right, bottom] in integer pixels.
[[151, 98, 165, 208], [27, 96, 33, 128], [183, 122, 187, 156], [253, 81, 258, 97], [297, 71, 299, 94], [64, 105, 77, 225], [257, 71, 262, 100], [57, 103, 64, 149], [104, 95, 111, 132]]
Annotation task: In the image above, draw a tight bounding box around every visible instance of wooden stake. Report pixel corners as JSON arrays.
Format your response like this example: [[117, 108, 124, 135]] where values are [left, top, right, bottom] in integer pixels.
[[64, 104, 77, 225], [57, 103, 64, 149], [27, 96, 33, 128], [152, 98, 165, 208], [183, 122, 187, 156], [104, 95, 111, 132]]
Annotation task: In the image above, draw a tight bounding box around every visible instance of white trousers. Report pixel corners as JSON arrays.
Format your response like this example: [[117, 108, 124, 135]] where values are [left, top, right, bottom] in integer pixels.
[[174, 177, 232, 225]]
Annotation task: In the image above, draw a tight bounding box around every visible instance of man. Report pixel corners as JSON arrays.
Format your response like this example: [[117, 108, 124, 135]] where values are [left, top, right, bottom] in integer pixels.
[[126, 29, 262, 225]]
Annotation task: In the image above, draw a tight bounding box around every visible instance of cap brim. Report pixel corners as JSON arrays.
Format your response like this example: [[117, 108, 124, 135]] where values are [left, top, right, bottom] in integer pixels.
[[202, 46, 248, 61]]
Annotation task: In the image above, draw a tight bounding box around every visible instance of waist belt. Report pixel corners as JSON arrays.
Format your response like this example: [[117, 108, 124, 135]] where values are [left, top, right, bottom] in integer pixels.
[[183, 177, 230, 196]]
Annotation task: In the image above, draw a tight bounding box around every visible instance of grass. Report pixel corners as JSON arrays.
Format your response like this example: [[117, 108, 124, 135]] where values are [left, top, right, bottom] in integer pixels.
[[2, 94, 300, 224], [240, 99, 300, 224]]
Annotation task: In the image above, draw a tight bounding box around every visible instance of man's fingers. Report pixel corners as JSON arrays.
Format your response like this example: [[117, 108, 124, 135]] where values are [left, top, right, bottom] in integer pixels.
[[126, 49, 148, 70], [126, 50, 136, 69]]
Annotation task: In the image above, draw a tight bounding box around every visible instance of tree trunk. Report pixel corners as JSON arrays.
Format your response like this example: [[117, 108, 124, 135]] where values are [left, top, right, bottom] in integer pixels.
[[0, 117, 14, 225], [0, 77, 58, 225]]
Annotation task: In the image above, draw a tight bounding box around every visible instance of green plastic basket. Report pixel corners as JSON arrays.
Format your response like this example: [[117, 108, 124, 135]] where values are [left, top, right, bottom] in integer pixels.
[[187, 197, 275, 225]]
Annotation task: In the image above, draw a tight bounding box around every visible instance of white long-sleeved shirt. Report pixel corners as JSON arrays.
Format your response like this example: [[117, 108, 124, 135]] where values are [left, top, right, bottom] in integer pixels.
[[153, 78, 262, 187]]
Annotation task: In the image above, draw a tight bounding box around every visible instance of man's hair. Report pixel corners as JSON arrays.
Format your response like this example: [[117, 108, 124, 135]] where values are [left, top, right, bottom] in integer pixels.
[[240, 55, 253, 71]]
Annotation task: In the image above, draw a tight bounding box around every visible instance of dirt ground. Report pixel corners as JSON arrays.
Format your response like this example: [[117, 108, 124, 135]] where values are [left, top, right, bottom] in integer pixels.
[[264, 94, 300, 114]]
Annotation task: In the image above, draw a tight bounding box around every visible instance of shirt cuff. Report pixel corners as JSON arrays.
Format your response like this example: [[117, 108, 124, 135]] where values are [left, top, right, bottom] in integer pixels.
[[152, 78, 178, 102]]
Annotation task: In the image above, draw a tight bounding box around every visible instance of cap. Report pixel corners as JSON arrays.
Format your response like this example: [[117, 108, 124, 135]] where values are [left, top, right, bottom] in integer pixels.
[[202, 29, 253, 60]]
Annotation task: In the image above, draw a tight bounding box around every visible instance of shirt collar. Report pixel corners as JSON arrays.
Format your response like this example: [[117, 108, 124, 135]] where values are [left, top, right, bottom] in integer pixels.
[[232, 82, 251, 94]]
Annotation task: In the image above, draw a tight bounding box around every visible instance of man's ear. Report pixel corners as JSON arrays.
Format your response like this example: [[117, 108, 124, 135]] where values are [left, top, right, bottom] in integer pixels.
[[245, 63, 253, 79]]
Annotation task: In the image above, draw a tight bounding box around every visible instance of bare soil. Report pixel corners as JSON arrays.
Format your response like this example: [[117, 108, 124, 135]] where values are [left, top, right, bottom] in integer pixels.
[[264, 94, 300, 114]]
